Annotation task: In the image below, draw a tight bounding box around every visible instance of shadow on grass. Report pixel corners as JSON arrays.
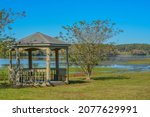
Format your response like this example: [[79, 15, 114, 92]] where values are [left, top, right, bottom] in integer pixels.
[[0, 76, 130, 88], [0, 82, 12, 89], [92, 76, 130, 80], [0, 80, 88, 88], [69, 80, 88, 84]]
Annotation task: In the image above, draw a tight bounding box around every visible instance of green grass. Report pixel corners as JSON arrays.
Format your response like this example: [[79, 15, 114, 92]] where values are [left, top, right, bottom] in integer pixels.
[[0, 67, 150, 100], [0, 67, 8, 81]]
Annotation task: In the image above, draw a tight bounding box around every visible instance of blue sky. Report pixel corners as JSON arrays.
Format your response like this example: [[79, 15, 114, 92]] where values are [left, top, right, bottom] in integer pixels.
[[1, 0, 150, 44]]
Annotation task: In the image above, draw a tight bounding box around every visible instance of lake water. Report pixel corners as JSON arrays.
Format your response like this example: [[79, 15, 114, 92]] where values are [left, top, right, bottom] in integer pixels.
[[100, 64, 150, 72], [0, 58, 66, 68], [99, 55, 150, 72], [0, 55, 150, 72]]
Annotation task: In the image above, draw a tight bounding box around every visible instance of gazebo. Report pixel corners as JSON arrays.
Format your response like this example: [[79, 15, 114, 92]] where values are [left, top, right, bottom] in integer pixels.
[[8, 32, 70, 86]]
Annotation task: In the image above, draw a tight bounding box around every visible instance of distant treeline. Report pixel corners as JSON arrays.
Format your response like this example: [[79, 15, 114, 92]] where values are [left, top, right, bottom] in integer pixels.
[[0, 38, 150, 57], [116, 44, 150, 55]]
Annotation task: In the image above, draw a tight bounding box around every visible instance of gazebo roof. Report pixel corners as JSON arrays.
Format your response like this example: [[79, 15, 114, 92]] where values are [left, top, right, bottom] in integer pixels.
[[14, 32, 69, 47]]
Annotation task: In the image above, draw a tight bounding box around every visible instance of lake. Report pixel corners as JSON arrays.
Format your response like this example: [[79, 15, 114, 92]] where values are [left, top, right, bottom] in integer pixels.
[[0, 57, 66, 68], [99, 55, 150, 72], [0, 55, 150, 72]]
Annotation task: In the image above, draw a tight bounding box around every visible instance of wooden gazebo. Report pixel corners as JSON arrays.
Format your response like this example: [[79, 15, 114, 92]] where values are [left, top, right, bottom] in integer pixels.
[[8, 32, 70, 86]]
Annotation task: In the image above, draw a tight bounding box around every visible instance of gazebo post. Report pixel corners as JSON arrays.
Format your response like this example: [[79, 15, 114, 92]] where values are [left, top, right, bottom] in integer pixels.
[[15, 48, 21, 85], [28, 50, 32, 69], [16, 48, 20, 67], [9, 49, 12, 68], [46, 48, 51, 81], [55, 49, 59, 81], [65, 47, 69, 84]]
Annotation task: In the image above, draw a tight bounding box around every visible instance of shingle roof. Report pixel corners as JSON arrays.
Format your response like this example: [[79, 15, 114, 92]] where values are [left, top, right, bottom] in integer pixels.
[[17, 32, 67, 45]]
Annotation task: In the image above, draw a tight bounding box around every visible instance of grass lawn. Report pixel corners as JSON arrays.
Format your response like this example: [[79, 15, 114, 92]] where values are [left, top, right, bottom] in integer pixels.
[[0, 67, 150, 100]]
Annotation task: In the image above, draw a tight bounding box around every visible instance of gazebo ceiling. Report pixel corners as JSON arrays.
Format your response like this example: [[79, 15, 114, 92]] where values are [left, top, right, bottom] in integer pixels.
[[14, 32, 70, 47]]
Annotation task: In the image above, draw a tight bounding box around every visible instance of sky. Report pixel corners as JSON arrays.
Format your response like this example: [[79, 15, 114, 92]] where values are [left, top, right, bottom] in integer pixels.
[[0, 0, 150, 44]]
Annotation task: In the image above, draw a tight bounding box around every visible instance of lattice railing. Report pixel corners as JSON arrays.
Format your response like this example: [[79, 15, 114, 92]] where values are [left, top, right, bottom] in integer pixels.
[[19, 68, 66, 83], [8, 66, 66, 85]]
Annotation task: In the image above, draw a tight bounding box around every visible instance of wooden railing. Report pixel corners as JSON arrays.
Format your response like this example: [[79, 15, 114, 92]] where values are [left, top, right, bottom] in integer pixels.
[[19, 68, 66, 83]]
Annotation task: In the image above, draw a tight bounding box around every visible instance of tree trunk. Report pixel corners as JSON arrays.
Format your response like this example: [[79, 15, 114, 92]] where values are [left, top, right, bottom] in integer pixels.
[[86, 75, 91, 80], [85, 65, 92, 80], [86, 71, 91, 80]]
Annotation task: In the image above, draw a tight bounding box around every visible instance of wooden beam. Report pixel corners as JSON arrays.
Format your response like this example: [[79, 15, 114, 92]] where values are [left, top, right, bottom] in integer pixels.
[[9, 50, 12, 68], [65, 47, 69, 84], [55, 49, 59, 81], [28, 50, 32, 69], [46, 48, 51, 81], [16, 48, 20, 67]]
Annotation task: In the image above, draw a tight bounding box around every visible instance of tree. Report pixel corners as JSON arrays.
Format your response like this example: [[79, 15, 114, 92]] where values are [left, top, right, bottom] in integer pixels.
[[0, 37, 15, 57], [0, 9, 25, 57], [60, 20, 122, 80], [0, 8, 25, 36]]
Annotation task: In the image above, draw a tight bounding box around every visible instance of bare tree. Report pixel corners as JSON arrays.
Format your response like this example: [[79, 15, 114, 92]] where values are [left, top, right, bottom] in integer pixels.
[[60, 19, 122, 80]]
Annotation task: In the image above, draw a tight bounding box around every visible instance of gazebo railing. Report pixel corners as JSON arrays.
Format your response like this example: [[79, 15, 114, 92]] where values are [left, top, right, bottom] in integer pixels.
[[19, 68, 66, 83]]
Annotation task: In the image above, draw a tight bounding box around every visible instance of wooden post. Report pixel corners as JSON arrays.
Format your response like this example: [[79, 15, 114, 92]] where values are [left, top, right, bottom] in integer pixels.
[[28, 50, 32, 69], [9, 50, 12, 68], [46, 48, 51, 81], [16, 48, 20, 67], [55, 49, 59, 81], [65, 47, 69, 84], [15, 48, 21, 85]]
